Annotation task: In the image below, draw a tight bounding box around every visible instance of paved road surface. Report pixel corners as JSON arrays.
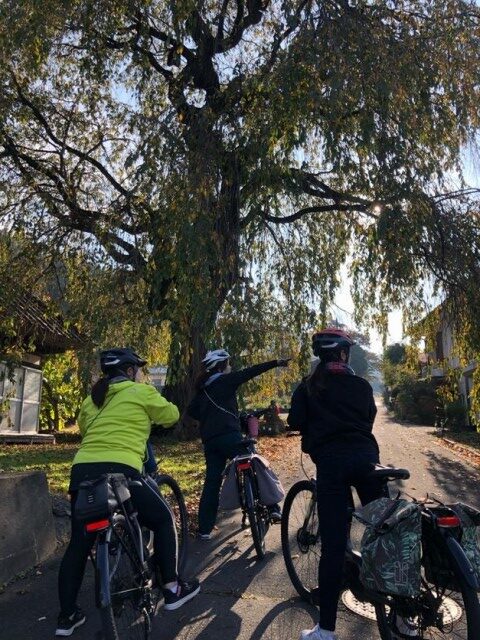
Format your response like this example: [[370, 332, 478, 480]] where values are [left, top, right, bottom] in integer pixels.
[[1, 400, 479, 640]]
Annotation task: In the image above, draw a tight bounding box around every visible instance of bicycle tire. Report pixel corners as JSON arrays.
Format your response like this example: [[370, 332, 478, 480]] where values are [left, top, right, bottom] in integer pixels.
[[153, 473, 189, 576], [281, 479, 319, 604], [375, 572, 480, 639], [97, 515, 151, 640], [245, 472, 266, 560]]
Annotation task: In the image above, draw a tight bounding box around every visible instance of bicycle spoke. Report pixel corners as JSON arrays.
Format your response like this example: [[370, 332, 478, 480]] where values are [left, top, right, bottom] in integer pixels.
[[107, 522, 152, 640]]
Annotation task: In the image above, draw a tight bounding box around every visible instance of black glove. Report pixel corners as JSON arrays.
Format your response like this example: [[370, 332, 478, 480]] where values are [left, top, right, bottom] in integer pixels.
[[277, 358, 291, 367]]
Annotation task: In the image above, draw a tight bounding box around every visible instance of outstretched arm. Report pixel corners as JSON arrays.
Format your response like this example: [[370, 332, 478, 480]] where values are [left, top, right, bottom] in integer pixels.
[[226, 359, 289, 387]]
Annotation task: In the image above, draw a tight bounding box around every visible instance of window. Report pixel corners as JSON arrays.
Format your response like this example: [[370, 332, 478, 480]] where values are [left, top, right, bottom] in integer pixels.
[[0, 364, 42, 434]]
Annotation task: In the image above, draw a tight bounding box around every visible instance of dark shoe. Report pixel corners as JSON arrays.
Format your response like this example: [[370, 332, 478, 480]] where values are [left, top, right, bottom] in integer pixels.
[[55, 608, 86, 636], [269, 505, 282, 524], [163, 578, 200, 611]]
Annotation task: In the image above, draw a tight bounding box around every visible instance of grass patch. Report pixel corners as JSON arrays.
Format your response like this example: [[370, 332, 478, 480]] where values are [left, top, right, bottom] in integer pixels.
[[0, 436, 206, 501], [152, 437, 205, 511], [435, 429, 480, 452], [0, 443, 78, 494]]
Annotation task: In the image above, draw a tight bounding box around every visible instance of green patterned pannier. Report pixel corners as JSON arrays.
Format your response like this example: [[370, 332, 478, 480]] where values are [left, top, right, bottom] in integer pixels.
[[354, 497, 422, 597]]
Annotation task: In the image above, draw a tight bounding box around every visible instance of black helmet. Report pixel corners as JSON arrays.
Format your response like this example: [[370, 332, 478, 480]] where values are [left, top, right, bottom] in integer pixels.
[[311, 328, 356, 357], [100, 348, 147, 375]]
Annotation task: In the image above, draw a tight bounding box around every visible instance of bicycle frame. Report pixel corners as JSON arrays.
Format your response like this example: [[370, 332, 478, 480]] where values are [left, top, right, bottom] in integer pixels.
[[94, 510, 148, 609], [235, 454, 258, 512]]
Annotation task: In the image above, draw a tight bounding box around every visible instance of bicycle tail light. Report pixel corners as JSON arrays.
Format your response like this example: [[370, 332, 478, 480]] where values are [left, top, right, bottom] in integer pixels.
[[85, 518, 110, 532], [437, 515, 461, 528], [237, 461, 252, 471]]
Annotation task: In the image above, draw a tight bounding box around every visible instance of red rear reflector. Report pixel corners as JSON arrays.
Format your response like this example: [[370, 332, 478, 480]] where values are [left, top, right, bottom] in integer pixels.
[[237, 462, 251, 471], [85, 519, 110, 532], [438, 516, 461, 527]]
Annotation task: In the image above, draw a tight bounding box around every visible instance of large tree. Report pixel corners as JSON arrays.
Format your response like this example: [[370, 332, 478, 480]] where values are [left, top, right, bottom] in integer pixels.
[[1, 0, 480, 409]]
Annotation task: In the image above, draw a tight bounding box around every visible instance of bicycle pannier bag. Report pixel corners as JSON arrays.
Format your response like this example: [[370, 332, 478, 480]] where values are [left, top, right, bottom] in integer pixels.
[[251, 454, 285, 505], [354, 497, 422, 597], [219, 461, 242, 510], [451, 503, 480, 584], [75, 473, 131, 523]]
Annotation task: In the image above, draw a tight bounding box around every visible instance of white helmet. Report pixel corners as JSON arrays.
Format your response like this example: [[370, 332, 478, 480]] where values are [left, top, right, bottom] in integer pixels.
[[202, 349, 230, 371]]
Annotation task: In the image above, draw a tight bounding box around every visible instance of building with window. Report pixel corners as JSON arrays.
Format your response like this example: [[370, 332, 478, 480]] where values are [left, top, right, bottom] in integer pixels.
[[0, 292, 84, 443]]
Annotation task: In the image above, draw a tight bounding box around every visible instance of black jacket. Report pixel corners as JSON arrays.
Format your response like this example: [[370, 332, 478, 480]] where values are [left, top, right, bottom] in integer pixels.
[[287, 373, 378, 458], [187, 360, 279, 443]]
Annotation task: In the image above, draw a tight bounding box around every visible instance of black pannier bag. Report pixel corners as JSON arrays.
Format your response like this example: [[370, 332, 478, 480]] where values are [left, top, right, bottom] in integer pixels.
[[75, 473, 131, 523], [423, 503, 480, 590]]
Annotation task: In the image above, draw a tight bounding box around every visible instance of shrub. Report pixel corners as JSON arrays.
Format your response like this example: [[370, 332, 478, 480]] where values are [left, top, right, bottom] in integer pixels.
[[391, 376, 438, 425]]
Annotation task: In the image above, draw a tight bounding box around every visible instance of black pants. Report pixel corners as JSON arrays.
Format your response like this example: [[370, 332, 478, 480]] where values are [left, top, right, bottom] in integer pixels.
[[313, 446, 384, 631], [198, 431, 246, 535], [58, 463, 178, 616]]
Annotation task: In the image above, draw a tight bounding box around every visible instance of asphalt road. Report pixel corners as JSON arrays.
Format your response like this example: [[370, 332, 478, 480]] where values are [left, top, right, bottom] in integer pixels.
[[1, 400, 479, 640]]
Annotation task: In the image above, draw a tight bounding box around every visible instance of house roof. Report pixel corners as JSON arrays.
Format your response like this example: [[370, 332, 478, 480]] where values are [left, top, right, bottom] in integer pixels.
[[0, 291, 86, 355]]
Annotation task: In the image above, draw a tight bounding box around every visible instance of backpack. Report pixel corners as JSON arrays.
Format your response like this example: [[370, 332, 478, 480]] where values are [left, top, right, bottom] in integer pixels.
[[354, 497, 422, 597]]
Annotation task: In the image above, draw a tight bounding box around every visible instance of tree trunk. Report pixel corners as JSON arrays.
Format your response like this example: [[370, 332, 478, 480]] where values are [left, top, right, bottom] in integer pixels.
[[163, 322, 207, 440]]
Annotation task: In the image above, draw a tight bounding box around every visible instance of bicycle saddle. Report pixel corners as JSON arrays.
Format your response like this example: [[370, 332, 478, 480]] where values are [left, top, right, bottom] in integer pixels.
[[368, 464, 410, 481]]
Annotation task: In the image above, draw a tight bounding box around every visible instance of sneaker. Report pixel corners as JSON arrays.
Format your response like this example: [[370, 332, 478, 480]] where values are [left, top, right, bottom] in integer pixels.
[[163, 578, 201, 611], [241, 514, 250, 529], [300, 624, 337, 640], [394, 615, 420, 638], [197, 532, 211, 540], [268, 505, 282, 524], [55, 608, 86, 637]]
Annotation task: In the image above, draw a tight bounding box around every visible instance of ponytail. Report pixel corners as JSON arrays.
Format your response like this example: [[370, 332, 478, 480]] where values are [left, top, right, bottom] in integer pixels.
[[306, 361, 328, 395], [91, 376, 110, 408]]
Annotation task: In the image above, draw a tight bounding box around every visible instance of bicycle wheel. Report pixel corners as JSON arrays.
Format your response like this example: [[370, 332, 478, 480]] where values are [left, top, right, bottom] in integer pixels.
[[281, 479, 319, 604], [154, 474, 189, 576], [98, 516, 152, 640], [375, 573, 480, 639], [244, 472, 266, 559]]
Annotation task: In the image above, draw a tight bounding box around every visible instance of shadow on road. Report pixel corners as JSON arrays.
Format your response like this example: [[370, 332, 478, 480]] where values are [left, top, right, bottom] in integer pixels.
[[249, 597, 380, 640], [423, 450, 480, 507]]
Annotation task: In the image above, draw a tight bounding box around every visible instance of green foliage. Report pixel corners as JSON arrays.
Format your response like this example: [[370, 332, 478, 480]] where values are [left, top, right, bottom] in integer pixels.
[[1, 0, 480, 412], [384, 344, 407, 366], [40, 352, 83, 430], [392, 375, 438, 426], [213, 284, 307, 408]]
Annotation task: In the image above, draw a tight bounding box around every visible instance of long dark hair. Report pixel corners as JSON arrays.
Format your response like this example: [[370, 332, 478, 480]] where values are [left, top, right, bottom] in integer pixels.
[[195, 359, 230, 391], [91, 377, 110, 408], [306, 349, 347, 395], [91, 365, 133, 407]]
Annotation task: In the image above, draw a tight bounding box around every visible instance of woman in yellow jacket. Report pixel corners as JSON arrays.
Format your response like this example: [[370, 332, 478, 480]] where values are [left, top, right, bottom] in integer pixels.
[[55, 348, 200, 638]]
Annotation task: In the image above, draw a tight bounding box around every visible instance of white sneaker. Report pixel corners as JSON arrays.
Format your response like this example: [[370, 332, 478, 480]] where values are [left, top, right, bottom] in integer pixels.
[[300, 624, 337, 640]]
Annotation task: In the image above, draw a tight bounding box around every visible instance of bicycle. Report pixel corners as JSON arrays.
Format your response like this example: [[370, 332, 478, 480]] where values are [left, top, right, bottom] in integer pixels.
[[230, 408, 279, 560], [84, 471, 189, 640], [281, 464, 480, 639]]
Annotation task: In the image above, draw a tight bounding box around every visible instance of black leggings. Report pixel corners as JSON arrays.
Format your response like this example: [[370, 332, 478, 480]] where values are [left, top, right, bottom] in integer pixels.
[[58, 466, 178, 616], [313, 446, 385, 631]]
